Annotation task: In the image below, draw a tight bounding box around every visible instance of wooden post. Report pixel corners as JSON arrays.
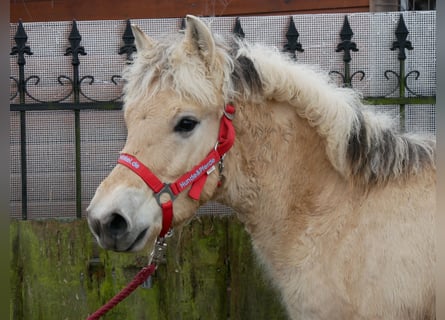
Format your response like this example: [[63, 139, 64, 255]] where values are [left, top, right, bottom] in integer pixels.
[[370, 0, 399, 11]]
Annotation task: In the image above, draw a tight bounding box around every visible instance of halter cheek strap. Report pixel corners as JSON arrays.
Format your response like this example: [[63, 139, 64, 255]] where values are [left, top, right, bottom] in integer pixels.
[[117, 104, 236, 238]]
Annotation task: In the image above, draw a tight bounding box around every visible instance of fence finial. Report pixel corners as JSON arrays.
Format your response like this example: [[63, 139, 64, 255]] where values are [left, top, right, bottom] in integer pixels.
[[391, 14, 413, 61], [283, 16, 304, 60], [119, 19, 137, 61], [336, 15, 358, 63], [65, 20, 87, 66], [233, 17, 245, 38], [11, 20, 33, 66], [179, 17, 186, 33]]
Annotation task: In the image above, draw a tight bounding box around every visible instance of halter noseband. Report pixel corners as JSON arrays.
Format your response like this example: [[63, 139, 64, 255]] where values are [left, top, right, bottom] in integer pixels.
[[117, 104, 236, 238]]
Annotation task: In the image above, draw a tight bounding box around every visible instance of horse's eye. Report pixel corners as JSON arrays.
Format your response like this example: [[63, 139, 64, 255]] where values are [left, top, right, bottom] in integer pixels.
[[174, 117, 199, 133]]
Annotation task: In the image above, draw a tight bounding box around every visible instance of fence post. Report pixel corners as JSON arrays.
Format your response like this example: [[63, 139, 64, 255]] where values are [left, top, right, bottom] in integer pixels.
[[329, 15, 365, 88], [10, 20, 33, 220], [390, 14, 413, 132], [65, 20, 86, 218]]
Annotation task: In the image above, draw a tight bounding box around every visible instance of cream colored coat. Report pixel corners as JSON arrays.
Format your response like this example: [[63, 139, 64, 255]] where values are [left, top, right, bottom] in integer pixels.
[[87, 16, 435, 319]]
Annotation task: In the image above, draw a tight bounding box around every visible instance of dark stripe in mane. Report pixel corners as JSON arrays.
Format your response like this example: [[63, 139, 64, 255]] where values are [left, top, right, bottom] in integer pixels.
[[347, 110, 435, 185], [230, 51, 263, 99], [227, 41, 434, 185]]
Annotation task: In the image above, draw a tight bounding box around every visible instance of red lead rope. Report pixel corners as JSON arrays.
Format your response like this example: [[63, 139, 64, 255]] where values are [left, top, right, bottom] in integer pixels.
[[86, 105, 235, 319], [86, 264, 156, 320]]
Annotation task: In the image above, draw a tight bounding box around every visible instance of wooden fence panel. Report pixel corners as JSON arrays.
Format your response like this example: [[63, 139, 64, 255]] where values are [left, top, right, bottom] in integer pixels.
[[10, 0, 369, 22], [227, 219, 287, 320], [10, 215, 287, 319]]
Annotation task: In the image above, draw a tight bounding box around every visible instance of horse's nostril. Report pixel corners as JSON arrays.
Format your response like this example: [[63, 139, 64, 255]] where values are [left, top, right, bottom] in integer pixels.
[[107, 213, 128, 238], [90, 219, 102, 237]]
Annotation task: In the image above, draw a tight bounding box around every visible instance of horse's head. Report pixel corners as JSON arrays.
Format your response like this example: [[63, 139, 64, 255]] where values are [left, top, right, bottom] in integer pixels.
[[87, 16, 234, 252]]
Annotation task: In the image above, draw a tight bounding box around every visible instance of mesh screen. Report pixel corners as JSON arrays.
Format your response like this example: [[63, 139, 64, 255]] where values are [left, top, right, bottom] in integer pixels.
[[10, 111, 21, 219], [9, 20, 127, 104], [406, 104, 436, 136], [9, 11, 436, 219], [18, 111, 76, 219], [80, 109, 127, 217]]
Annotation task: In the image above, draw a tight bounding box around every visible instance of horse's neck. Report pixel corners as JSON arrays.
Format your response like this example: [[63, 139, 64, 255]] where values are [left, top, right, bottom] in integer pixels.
[[214, 100, 347, 260]]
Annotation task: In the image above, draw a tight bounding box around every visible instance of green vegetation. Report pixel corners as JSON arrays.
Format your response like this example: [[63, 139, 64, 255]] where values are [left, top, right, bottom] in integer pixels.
[[10, 216, 286, 320]]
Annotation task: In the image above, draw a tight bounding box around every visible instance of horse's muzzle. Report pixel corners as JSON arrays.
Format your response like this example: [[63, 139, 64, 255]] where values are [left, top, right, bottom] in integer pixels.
[[88, 213, 149, 252]]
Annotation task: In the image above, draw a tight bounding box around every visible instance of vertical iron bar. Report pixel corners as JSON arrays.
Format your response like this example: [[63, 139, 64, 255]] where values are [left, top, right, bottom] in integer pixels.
[[11, 20, 33, 220], [19, 115, 27, 220], [399, 60, 406, 132], [390, 14, 412, 132], [344, 62, 351, 88], [65, 20, 86, 218], [19, 64, 27, 220], [74, 62, 81, 217], [335, 16, 358, 87], [75, 110, 81, 218]]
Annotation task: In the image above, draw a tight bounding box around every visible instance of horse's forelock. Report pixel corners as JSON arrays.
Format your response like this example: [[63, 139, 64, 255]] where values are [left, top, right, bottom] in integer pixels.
[[123, 33, 239, 109], [123, 32, 268, 110]]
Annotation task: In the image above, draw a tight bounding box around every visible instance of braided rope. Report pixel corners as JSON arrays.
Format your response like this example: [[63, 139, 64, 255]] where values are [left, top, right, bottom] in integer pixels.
[[86, 263, 156, 320]]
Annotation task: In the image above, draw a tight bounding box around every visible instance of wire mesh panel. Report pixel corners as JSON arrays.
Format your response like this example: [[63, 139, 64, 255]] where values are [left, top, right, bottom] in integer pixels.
[[10, 111, 21, 219], [406, 104, 436, 136], [9, 11, 436, 219], [80, 109, 126, 217], [25, 111, 76, 219], [9, 21, 74, 104]]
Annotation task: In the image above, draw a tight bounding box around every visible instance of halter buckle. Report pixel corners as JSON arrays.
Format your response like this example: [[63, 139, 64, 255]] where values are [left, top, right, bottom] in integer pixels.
[[223, 109, 235, 120], [223, 103, 235, 120], [218, 154, 226, 174], [154, 184, 176, 207]]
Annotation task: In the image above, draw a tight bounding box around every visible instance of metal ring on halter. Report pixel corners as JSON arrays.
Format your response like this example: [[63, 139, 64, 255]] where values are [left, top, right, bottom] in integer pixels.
[[153, 184, 176, 207], [218, 154, 226, 173], [223, 109, 235, 120]]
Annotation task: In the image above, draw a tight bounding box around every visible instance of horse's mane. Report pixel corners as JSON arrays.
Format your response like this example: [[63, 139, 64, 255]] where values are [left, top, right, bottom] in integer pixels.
[[123, 32, 435, 186], [234, 41, 435, 184]]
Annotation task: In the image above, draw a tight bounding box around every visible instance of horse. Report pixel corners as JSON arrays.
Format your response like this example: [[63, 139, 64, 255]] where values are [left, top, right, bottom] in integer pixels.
[[87, 15, 436, 319]]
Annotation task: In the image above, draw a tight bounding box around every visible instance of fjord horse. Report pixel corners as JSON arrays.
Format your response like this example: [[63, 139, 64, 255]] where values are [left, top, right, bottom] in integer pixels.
[[87, 15, 435, 319]]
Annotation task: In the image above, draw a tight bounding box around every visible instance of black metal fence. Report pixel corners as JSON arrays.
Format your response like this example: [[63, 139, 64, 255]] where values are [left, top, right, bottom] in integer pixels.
[[10, 13, 436, 220]]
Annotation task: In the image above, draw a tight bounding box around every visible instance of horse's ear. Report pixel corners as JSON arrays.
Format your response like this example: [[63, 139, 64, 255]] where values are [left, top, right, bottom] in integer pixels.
[[131, 25, 156, 52], [183, 15, 215, 66]]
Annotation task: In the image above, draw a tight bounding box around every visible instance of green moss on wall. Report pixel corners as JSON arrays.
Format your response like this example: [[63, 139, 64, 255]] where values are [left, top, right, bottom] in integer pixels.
[[10, 216, 287, 320]]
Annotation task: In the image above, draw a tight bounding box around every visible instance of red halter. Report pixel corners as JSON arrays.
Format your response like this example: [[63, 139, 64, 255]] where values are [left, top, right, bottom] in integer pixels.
[[117, 104, 236, 238]]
